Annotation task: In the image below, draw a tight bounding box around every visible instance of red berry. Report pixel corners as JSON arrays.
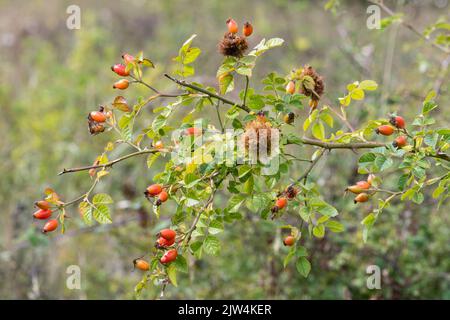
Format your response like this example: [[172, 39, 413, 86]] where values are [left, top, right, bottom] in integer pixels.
[[156, 237, 175, 248], [153, 140, 164, 149], [346, 185, 364, 194], [122, 53, 135, 64], [226, 18, 238, 34], [243, 22, 253, 37], [145, 184, 163, 197], [393, 135, 407, 148], [134, 259, 150, 271], [286, 81, 295, 94], [375, 125, 394, 136], [367, 174, 376, 185], [185, 127, 202, 136], [33, 209, 52, 220], [160, 249, 178, 264], [390, 116, 405, 129], [111, 63, 130, 77], [42, 219, 58, 233], [159, 229, 176, 241], [89, 111, 107, 123], [356, 181, 371, 190], [35, 200, 50, 210], [158, 191, 169, 203], [276, 197, 288, 210], [113, 79, 129, 90], [283, 235, 295, 246], [354, 193, 369, 204]]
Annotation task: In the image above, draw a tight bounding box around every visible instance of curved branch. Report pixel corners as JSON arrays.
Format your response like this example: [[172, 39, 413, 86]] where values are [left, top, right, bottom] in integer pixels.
[[58, 149, 162, 175], [299, 137, 386, 149], [164, 73, 251, 112]]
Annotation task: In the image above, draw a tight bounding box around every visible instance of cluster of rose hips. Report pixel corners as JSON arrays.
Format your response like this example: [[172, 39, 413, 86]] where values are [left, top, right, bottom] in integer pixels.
[[133, 229, 178, 271], [225, 18, 253, 37], [375, 115, 408, 148], [33, 200, 58, 233], [155, 229, 178, 264], [271, 185, 298, 214], [87, 106, 111, 135], [111, 53, 135, 90], [345, 174, 376, 204], [144, 184, 169, 206]]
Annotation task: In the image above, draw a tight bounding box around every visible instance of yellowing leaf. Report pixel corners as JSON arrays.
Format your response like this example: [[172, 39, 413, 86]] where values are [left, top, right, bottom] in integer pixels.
[[359, 80, 378, 91], [350, 88, 365, 100]]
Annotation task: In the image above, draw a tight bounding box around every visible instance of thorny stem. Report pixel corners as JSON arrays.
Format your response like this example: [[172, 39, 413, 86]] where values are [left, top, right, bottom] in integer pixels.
[[183, 178, 219, 246], [300, 137, 386, 149], [58, 149, 161, 175], [215, 100, 225, 133], [243, 75, 250, 107], [61, 178, 100, 208], [164, 73, 251, 112], [130, 74, 186, 98], [289, 148, 327, 188]]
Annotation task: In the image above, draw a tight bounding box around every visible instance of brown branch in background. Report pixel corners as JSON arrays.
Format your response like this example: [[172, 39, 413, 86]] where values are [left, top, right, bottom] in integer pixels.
[[291, 148, 327, 186], [369, 0, 450, 54], [433, 54, 450, 96]]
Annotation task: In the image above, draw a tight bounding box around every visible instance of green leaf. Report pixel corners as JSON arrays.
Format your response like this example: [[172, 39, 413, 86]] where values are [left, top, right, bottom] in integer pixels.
[[183, 47, 201, 64], [310, 199, 338, 217], [397, 173, 410, 191], [320, 113, 334, 128], [93, 193, 113, 205], [374, 155, 393, 172], [303, 117, 311, 131], [93, 204, 112, 224], [173, 255, 188, 273], [219, 74, 234, 95], [247, 95, 265, 110], [79, 201, 93, 225], [422, 101, 438, 114], [236, 66, 252, 77], [283, 248, 295, 268], [266, 38, 285, 48], [296, 257, 311, 278], [432, 185, 445, 199], [312, 121, 325, 140], [326, 220, 345, 233], [313, 224, 325, 238], [203, 235, 221, 256], [350, 88, 365, 100], [147, 153, 160, 168], [208, 219, 224, 234], [141, 58, 155, 68], [167, 263, 178, 287], [296, 246, 308, 257]]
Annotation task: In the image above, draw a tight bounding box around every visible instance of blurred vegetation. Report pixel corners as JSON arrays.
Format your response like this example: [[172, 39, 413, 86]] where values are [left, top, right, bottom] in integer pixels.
[[0, 0, 448, 299]]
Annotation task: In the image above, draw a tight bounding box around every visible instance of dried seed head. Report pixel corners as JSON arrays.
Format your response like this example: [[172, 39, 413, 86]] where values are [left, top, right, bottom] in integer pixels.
[[242, 115, 278, 157], [218, 32, 248, 58], [300, 65, 324, 102]]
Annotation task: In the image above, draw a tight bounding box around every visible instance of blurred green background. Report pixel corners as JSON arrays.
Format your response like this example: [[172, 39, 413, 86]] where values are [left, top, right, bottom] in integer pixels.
[[0, 0, 448, 299]]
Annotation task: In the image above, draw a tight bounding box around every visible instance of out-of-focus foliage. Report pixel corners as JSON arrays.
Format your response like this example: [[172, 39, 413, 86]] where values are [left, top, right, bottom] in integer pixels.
[[0, 0, 448, 299]]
